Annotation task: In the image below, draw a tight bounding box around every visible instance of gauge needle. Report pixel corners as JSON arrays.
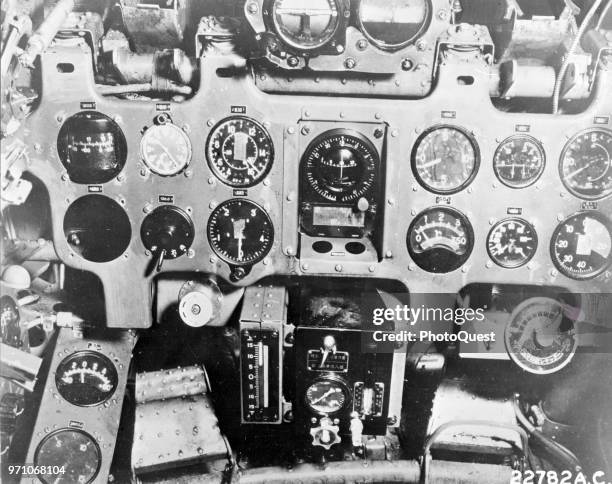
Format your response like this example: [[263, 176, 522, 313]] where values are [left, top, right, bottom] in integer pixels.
[[311, 389, 335, 406], [244, 157, 262, 176], [233, 219, 246, 261], [565, 160, 597, 180], [151, 138, 178, 167], [420, 158, 442, 169]]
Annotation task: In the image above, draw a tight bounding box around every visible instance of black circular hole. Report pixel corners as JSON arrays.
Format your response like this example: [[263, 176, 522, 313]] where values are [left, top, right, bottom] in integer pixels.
[[63, 195, 131, 263], [57, 111, 127, 184], [312, 241, 333, 254], [345, 242, 366, 255], [28, 326, 46, 348]]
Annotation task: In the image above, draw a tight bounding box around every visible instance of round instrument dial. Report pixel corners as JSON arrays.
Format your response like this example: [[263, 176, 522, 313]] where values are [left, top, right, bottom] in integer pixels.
[[55, 351, 118, 407], [206, 116, 274, 187], [412, 126, 479, 194], [207, 199, 274, 266], [551, 211, 612, 280], [57, 111, 127, 184], [358, 0, 430, 51], [407, 206, 474, 273], [493, 135, 545, 188], [305, 378, 350, 415], [505, 297, 578, 374], [303, 129, 379, 203], [140, 123, 192, 176], [34, 429, 101, 484], [272, 0, 341, 50], [487, 218, 538, 268], [560, 129, 612, 200]]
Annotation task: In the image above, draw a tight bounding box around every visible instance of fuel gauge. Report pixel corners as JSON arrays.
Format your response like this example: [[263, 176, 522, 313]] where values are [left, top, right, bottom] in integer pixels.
[[55, 351, 118, 407]]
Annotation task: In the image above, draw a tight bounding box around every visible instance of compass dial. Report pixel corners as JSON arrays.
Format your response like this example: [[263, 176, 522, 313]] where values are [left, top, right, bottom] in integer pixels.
[[487, 218, 538, 268], [55, 351, 118, 407], [272, 0, 341, 50], [493, 135, 545, 188], [302, 129, 379, 203], [207, 199, 274, 266], [206, 116, 274, 187]]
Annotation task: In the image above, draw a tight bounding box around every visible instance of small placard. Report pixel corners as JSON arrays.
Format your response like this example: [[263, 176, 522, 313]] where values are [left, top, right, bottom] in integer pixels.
[[507, 207, 523, 215], [80, 101, 96, 110], [594, 116, 610, 125], [159, 195, 174, 203], [515, 124, 530, 133], [69, 420, 84, 428], [233, 189, 248, 197], [582, 201, 598, 210], [441, 111, 456, 119], [88, 185, 103, 193], [231, 105, 247, 114], [435, 196, 451, 205], [156, 103, 171, 112]]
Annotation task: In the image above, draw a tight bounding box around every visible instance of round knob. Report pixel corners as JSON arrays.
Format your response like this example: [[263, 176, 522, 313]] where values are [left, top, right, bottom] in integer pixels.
[[323, 335, 336, 350], [357, 197, 369, 212], [177, 280, 222, 328]]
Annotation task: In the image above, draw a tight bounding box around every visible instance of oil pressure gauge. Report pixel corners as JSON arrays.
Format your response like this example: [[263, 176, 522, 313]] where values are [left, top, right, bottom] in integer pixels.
[[487, 218, 538, 268], [140, 122, 192, 176], [55, 351, 118, 407], [407, 206, 474, 273]]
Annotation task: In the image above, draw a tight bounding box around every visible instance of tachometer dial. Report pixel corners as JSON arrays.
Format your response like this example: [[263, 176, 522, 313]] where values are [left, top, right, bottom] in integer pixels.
[[550, 211, 612, 280], [140, 123, 192, 176], [207, 199, 274, 266], [305, 378, 350, 415], [206, 116, 274, 187], [407, 206, 474, 273], [303, 129, 379, 203], [493, 135, 545, 188], [34, 429, 101, 484], [412, 126, 479, 194], [560, 129, 612, 200], [505, 297, 578, 374], [272, 0, 341, 50], [487, 218, 538, 268], [55, 351, 118, 407]]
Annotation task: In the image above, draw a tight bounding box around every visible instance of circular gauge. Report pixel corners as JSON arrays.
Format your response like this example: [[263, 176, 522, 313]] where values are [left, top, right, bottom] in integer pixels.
[[57, 111, 127, 184], [206, 116, 274, 187], [302, 129, 379, 203], [560, 129, 612, 200], [487, 218, 538, 268], [551, 211, 612, 280], [207, 199, 274, 266], [55, 351, 118, 407], [412, 126, 479, 194], [140, 123, 192, 176], [271, 0, 341, 50], [34, 429, 101, 484], [493, 135, 546, 188], [305, 378, 350, 415], [505, 297, 578, 374], [358, 0, 431, 51], [407, 206, 474, 273]]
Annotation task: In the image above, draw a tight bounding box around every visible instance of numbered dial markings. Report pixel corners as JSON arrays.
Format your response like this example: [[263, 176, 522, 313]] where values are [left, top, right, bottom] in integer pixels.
[[412, 126, 479, 194], [560, 129, 612, 200], [55, 351, 118, 407], [207, 199, 274, 266], [206, 117, 274, 187], [487, 218, 538, 268], [551, 212, 612, 280], [493, 135, 545, 188], [407, 207, 474, 273], [272, 0, 341, 50], [303, 129, 379, 203], [305, 378, 350, 415], [140, 123, 192, 176], [505, 297, 578, 375]]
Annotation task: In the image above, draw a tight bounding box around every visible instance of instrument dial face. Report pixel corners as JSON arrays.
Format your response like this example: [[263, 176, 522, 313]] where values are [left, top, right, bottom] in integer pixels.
[[407, 206, 474, 273], [560, 129, 612, 200], [305, 378, 349, 415], [303, 129, 379, 203], [140, 123, 192, 176], [505, 297, 578, 374], [493, 135, 545, 188], [34, 429, 101, 484], [207, 199, 274, 266], [487, 218, 538, 268], [412, 126, 479, 194], [206, 116, 274, 187], [551, 212, 612, 280], [272, 0, 341, 50], [55, 351, 118, 407], [358, 0, 430, 51]]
